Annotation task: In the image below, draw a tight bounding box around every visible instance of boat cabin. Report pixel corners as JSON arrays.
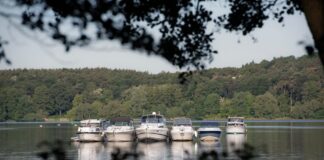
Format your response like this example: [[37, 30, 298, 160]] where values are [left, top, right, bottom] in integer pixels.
[[141, 112, 166, 123], [110, 117, 133, 126], [173, 117, 192, 126], [228, 117, 244, 122], [227, 117, 245, 127], [80, 119, 103, 127]]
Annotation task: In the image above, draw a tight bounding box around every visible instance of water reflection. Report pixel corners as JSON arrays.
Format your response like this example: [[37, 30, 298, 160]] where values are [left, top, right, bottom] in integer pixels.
[[226, 134, 247, 153], [73, 142, 105, 160], [137, 142, 168, 160], [106, 142, 133, 153], [2, 122, 323, 159], [171, 141, 195, 160], [72, 140, 225, 160], [198, 141, 222, 153]]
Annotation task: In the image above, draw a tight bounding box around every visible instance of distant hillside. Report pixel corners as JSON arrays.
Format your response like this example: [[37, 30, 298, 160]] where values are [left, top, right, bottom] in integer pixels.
[[0, 55, 323, 121]]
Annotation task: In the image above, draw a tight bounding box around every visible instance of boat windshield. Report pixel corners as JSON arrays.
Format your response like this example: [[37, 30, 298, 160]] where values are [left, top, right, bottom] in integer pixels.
[[111, 121, 131, 126], [201, 122, 219, 127], [141, 115, 164, 123], [173, 118, 192, 126], [228, 118, 244, 122], [80, 123, 101, 127], [228, 123, 245, 126], [110, 117, 132, 126]]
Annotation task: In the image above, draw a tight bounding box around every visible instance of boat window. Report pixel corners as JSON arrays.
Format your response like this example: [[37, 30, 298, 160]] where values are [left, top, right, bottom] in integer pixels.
[[228, 123, 244, 126], [201, 122, 219, 127], [111, 122, 129, 126], [174, 118, 192, 126], [229, 118, 244, 122], [80, 123, 100, 127], [146, 115, 164, 123], [141, 116, 147, 123]]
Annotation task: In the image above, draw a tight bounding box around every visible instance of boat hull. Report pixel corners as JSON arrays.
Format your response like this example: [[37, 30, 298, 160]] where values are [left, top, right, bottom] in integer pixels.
[[198, 131, 221, 141], [170, 130, 194, 141], [226, 126, 246, 134], [77, 132, 103, 142], [199, 135, 220, 141], [105, 131, 135, 142], [136, 128, 168, 141]]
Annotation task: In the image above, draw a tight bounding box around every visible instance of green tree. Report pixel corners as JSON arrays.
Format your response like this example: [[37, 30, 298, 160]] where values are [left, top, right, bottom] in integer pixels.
[[33, 85, 51, 113], [253, 92, 280, 118], [203, 93, 221, 116], [122, 86, 150, 117], [98, 100, 128, 119], [230, 92, 255, 116], [48, 83, 74, 115], [302, 81, 320, 101]]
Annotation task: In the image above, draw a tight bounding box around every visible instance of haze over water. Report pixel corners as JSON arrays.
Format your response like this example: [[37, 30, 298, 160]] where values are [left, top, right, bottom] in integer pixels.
[[1, 120, 324, 160]]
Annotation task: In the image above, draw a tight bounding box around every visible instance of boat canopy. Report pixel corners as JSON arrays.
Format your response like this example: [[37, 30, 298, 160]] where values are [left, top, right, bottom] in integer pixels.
[[173, 117, 192, 126], [228, 117, 244, 122], [141, 114, 165, 123], [110, 117, 132, 126]]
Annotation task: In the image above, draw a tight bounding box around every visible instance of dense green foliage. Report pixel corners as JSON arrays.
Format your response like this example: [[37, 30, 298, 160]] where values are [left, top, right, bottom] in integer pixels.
[[0, 55, 323, 121]]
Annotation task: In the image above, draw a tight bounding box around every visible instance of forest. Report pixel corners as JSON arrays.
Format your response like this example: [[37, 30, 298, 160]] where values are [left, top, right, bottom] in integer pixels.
[[0, 55, 323, 121]]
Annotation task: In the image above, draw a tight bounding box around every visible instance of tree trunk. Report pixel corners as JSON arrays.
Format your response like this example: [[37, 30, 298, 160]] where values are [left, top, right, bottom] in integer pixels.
[[300, 0, 324, 65]]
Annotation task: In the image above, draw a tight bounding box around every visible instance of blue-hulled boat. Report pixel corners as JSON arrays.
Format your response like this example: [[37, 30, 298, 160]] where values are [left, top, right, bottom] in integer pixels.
[[197, 121, 222, 141]]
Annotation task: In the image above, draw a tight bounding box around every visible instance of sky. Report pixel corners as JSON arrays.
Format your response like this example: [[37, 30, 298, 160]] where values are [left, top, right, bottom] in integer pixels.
[[0, 8, 314, 74]]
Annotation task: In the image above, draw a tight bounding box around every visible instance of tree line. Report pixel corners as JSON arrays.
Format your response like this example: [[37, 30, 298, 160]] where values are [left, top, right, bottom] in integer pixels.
[[0, 55, 323, 121]]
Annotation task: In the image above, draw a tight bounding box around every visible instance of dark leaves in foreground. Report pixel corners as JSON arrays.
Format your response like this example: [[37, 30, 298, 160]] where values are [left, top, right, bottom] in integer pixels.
[[37, 140, 67, 160], [0, 37, 11, 65], [15, 0, 216, 71], [37, 140, 256, 160], [8, 0, 304, 71], [1, 0, 315, 75], [111, 148, 142, 160]]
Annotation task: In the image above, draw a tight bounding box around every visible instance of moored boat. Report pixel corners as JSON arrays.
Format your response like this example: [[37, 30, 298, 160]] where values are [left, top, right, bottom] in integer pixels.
[[225, 117, 247, 134], [170, 117, 195, 141], [135, 112, 169, 141], [104, 117, 135, 142], [77, 119, 104, 142], [197, 122, 222, 141]]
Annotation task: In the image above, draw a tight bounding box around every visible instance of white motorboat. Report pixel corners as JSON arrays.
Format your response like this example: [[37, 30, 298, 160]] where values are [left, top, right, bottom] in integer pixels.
[[136, 112, 169, 141], [77, 119, 104, 142], [170, 117, 195, 141], [225, 117, 247, 134], [104, 117, 135, 142], [197, 122, 222, 141]]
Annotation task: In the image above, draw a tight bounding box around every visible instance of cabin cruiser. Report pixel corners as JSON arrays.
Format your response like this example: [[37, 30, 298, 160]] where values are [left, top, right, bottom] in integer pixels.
[[77, 119, 104, 142], [104, 117, 135, 142], [136, 112, 169, 141], [225, 117, 247, 134], [197, 122, 222, 141], [170, 117, 195, 141]]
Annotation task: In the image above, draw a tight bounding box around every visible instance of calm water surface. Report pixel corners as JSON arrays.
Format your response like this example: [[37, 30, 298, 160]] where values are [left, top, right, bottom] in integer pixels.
[[1, 121, 324, 160]]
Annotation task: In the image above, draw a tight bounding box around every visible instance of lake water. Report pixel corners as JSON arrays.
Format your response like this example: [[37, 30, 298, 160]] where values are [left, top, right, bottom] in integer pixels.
[[1, 120, 324, 160]]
